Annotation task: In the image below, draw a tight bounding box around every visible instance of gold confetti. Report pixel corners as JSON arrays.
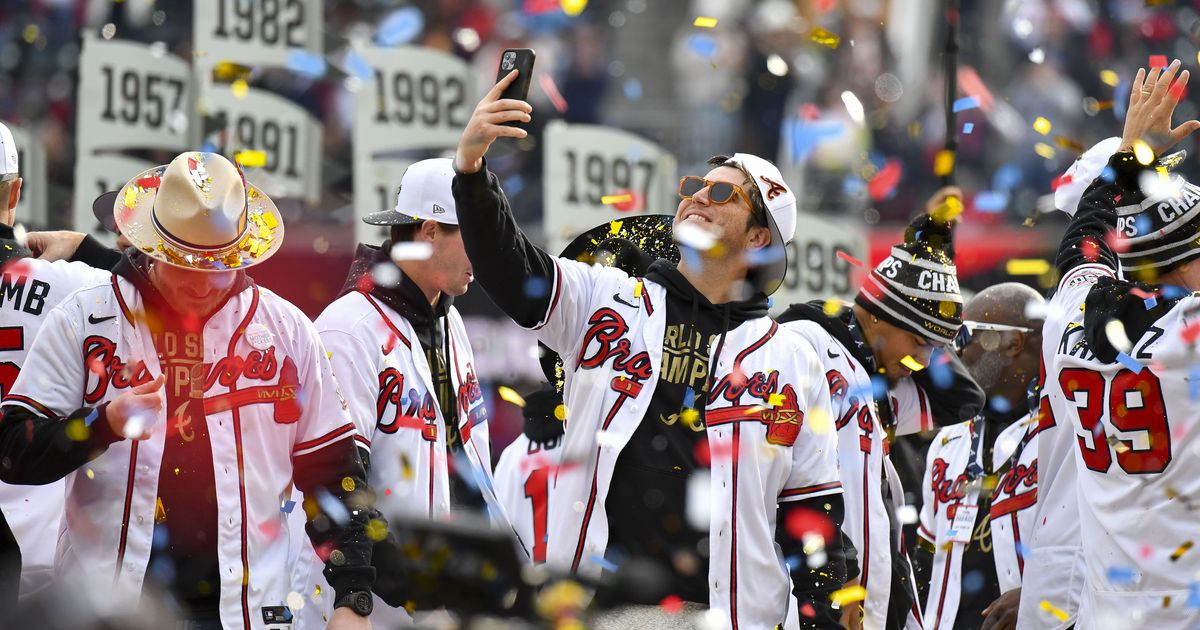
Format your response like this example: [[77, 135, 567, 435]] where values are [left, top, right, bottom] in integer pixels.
[[601, 193, 632, 205], [939, 300, 957, 318], [823, 299, 842, 316], [498, 386, 527, 408], [232, 79, 249, 99], [831, 585, 867, 607], [808, 408, 832, 434], [1100, 70, 1119, 87], [560, 0, 588, 17], [1033, 117, 1052, 135], [933, 150, 955, 176], [693, 16, 718, 28], [22, 24, 38, 44], [1040, 600, 1070, 622], [931, 195, 963, 222], [155, 497, 167, 523], [365, 519, 388, 542], [1170, 540, 1193, 561], [86, 468, 95, 479], [235, 150, 267, 168], [609, 220, 623, 235], [1034, 142, 1056, 159], [554, 404, 567, 421], [341, 477, 356, 492], [900, 355, 926, 372], [65, 418, 89, 442], [768, 393, 785, 407], [810, 27, 840, 49], [1133, 140, 1155, 165], [634, 280, 643, 298], [1006, 259, 1052, 276]]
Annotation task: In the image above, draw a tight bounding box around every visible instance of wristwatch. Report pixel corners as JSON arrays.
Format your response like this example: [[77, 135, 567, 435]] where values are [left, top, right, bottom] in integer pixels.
[[335, 590, 373, 617]]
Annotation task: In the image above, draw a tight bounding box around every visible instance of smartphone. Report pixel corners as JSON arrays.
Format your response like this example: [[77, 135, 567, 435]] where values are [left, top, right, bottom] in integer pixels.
[[495, 48, 536, 126]]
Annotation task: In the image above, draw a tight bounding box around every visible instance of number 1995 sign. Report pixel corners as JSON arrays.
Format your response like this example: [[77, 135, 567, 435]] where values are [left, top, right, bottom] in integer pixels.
[[543, 121, 677, 254], [194, 0, 322, 70]]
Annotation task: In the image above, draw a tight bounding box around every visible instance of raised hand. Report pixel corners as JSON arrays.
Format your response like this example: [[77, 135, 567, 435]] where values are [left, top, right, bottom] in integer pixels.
[[454, 70, 533, 175], [1120, 59, 1200, 157]]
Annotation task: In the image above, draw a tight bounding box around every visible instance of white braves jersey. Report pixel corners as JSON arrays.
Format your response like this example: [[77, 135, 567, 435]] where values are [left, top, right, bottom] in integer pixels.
[[1019, 264, 1109, 629], [1, 277, 355, 630], [0, 257, 109, 600], [1051, 272, 1200, 628], [494, 433, 564, 564], [782, 320, 931, 630], [918, 415, 1036, 629], [533, 259, 841, 628], [290, 289, 499, 627]]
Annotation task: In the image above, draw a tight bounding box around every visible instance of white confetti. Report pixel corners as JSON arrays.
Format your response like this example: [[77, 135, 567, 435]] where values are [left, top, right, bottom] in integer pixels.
[[595, 429, 631, 451], [686, 471, 711, 531], [673, 220, 719, 251], [12, 223, 26, 248], [897, 504, 919, 525], [390, 241, 433, 262], [371, 262, 400, 287], [286, 591, 305, 611], [1105, 319, 1133, 354]]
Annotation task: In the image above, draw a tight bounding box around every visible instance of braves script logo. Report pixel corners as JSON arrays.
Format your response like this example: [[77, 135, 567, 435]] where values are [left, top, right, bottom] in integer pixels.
[[930, 457, 970, 515], [457, 363, 488, 442], [826, 369, 849, 404], [992, 459, 1037, 501], [828, 370, 874, 451], [83, 335, 301, 422], [759, 175, 787, 201], [708, 368, 778, 405], [578, 308, 652, 396], [377, 368, 438, 441]]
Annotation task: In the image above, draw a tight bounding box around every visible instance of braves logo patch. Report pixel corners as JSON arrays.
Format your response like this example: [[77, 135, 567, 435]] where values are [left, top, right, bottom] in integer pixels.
[[763, 384, 803, 446], [759, 175, 787, 201]]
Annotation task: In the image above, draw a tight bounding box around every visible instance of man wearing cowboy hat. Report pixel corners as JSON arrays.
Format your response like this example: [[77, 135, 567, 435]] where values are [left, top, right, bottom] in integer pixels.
[[0, 151, 378, 630], [450, 71, 849, 628], [0, 121, 112, 606], [290, 157, 501, 626]]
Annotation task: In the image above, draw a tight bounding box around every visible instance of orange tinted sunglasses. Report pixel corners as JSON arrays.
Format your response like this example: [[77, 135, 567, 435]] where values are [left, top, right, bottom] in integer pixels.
[[678, 176, 755, 208]]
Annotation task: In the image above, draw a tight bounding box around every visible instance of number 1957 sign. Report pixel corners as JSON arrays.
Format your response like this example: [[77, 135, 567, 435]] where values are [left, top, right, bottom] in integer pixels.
[[194, 0, 322, 70], [543, 121, 677, 254]]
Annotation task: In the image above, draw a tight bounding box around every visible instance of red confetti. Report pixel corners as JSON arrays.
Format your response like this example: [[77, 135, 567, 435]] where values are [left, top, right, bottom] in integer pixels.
[[660, 595, 684, 614], [136, 176, 162, 189], [1170, 80, 1188, 102], [1080, 238, 1100, 262], [1130, 287, 1158, 300], [836, 250, 863, 268], [785, 506, 836, 542], [1050, 172, 1072, 191], [1150, 55, 1168, 69], [800, 603, 817, 618], [538, 74, 568, 114], [612, 189, 643, 213], [868, 160, 903, 202], [801, 103, 821, 120], [1182, 320, 1200, 344]]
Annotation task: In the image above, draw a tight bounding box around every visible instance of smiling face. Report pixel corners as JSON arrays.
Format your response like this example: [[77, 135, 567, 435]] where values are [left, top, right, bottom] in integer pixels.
[[672, 165, 771, 258]]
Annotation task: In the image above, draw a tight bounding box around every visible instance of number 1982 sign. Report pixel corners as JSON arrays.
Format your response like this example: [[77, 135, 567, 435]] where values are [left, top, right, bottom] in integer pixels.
[[194, 0, 322, 70], [543, 121, 677, 254]]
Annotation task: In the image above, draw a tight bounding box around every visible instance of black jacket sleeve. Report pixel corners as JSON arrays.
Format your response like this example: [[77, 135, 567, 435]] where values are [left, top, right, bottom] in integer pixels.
[[777, 495, 853, 629], [1055, 152, 1140, 276], [0, 403, 123, 485], [912, 350, 985, 427], [451, 161, 558, 328], [69, 235, 123, 270], [293, 439, 377, 601]]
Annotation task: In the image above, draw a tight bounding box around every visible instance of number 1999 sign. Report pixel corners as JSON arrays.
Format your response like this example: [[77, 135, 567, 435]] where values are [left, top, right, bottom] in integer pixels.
[[194, 0, 322, 70], [543, 121, 677, 254]]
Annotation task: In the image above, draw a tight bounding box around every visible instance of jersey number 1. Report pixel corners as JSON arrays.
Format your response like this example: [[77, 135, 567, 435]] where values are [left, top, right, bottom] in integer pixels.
[[524, 467, 550, 563]]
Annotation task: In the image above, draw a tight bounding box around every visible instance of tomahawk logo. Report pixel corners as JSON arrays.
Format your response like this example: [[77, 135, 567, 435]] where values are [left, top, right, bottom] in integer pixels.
[[759, 175, 787, 201]]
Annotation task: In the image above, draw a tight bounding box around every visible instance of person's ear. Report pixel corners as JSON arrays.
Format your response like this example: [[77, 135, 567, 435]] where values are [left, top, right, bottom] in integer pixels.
[[418, 219, 437, 242], [749, 225, 771, 249], [8, 178, 21, 212], [1006, 331, 1026, 357]]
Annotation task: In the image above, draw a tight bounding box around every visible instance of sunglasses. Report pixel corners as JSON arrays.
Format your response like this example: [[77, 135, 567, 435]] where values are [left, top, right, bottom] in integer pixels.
[[678, 176, 755, 208], [953, 321, 1035, 352]]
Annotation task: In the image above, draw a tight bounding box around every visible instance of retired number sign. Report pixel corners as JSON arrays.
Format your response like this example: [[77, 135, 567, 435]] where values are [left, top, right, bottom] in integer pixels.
[[72, 155, 158, 245], [76, 35, 192, 152], [543, 121, 677, 253], [194, 0, 322, 70], [773, 212, 867, 308]]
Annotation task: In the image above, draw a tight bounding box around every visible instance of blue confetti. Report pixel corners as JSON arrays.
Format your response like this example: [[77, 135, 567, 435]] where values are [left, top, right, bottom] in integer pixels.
[[281, 500, 297, 514], [1116, 352, 1144, 374], [623, 78, 643, 101], [963, 569, 985, 593], [200, 141, 219, 153], [1190, 582, 1200, 608], [683, 387, 696, 409], [871, 375, 888, 400], [1107, 565, 1137, 585], [785, 555, 803, 572], [974, 190, 1008, 213], [1144, 296, 1158, 310], [1100, 166, 1116, 182], [505, 174, 525, 197], [688, 33, 717, 58], [315, 489, 350, 525], [680, 245, 702, 272], [590, 554, 620, 573], [376, 6, 424, 47], [524, 276, 549, 298], [928, 355, 954, 389], [1163, 285, 1188, 300], [962, 122, 974, 134], [787, 118, 845, 162], [286, 49, 327, 79], [745, 246, 786, 265], [152, 525, 169, 550], [989, 395, 1012, 414], [1135, 214, 1152, 236], [1190, 367, 1200, 401], [952, 96, 981, 113], [344, 50, 373, 81], [993, 163, 1023, 191], [842, 176, 866, 197]]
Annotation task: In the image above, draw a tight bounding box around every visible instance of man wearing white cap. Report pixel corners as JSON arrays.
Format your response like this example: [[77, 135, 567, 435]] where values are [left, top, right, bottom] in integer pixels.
[[0, 121, 111, 605], [0, 151, 377, 630], [449, 72, 847, 628], [291, 157, 499, 624]]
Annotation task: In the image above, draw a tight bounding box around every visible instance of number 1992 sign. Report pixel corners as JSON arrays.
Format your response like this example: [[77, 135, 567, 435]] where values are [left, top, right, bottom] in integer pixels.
[[543, 121, 677, 254], [194, 0, 322, 70]]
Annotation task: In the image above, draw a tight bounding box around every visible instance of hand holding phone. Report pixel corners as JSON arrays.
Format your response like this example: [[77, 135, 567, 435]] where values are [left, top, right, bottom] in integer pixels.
[[454, 61, 535, 174], [495, 48, 536, 127]]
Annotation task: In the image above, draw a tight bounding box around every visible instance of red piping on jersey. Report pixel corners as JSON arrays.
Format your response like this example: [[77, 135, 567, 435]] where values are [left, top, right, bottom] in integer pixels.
[[989, 490, 1037, 519], [730, 424, 741, 628], [428, 441, 435, 517], [228, 286, 260, 630], [113, 440, 139, 584], [1010, 512, 1025, 576], [859, 460, 871, 607], [292, 424, 356, 454], [360, 292, 412, 350], [3, 394, 56, 418], [734, 321, 777, 367], [932, 541, 955, 629], [917, 387, 931, 433], [570, 393, 631, 572], [353, 434, 371, 448], [637, 279, 653, 315], [110, 276, 134, 327], [533, 263, 564, 331], [778, 481, 842, 500]]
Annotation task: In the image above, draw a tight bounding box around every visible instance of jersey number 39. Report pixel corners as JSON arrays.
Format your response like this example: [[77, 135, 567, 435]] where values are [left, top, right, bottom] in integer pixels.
[[1058, 367, 1171, 474]]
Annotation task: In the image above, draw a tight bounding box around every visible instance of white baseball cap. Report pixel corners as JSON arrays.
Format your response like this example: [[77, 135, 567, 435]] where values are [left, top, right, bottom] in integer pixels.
[[728, 152, 797, 294], [362, 158, 458, 226], [0, 122, 18, 179]]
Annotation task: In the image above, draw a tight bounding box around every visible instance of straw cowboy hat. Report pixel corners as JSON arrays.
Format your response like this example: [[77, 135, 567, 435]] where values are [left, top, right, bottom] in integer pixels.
[[112, 151, 284, 271]]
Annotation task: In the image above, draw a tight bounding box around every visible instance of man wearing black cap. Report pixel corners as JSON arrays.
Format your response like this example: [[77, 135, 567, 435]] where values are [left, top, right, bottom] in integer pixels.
[[777, 189, 985, 629], [450, 71, 848, 628]]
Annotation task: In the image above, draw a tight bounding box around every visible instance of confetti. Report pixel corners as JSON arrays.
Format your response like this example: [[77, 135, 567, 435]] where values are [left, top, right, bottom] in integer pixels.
[[810, 27, 840, 48], [561, 0, 588, 17], [835, 250, 863, 268], [687, 34, 717, 58], [601, 193, 632, 205], [1033, 117, 1052, 135], [1006, 259, 1051, 276], [974, 191, 1008, 213], [287, 591, 305, 611], [1039, 600, 1070, 622], [1100, 70, 1119, 86], [900, 355, 926, 372], [952, 96, 981, 113], [389, 242, 433, 262], [1171, 540, 1194, 561], [822, 299, 843, 316], [1106, 319, 1134, 353], [962, 122, 974, 134], [1034, 142, 1056, 159], [932, 195, 963, 222], [660, 594, 685, 613], [281, 500, 296, 513], [315, 490, 350, 525], [286, 49, 327, 79], [934, 150, 955, 177], [343, 50, 373, 81], [1150, 55, 1169, 68], [831, 585, 867, 607], [235, 150, 267, 168], [868, 160, 902, 201], [1116, 352, 1143, 374], [498, 386, 526, 408], [1133, 140, 1155, 166], [538, 73, 569, 113], [231, 79, 249, 99], [693, 16, 718, 28], [376, 6, 424, 47]]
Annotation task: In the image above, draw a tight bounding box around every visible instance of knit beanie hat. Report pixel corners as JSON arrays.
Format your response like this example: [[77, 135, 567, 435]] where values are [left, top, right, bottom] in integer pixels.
[[1107, 150, 1200, 276], [854, 212, 963, 345]]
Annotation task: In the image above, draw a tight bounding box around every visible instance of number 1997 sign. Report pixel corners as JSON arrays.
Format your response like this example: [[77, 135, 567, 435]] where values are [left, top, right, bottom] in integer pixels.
[[194, 0, 322, 70]]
